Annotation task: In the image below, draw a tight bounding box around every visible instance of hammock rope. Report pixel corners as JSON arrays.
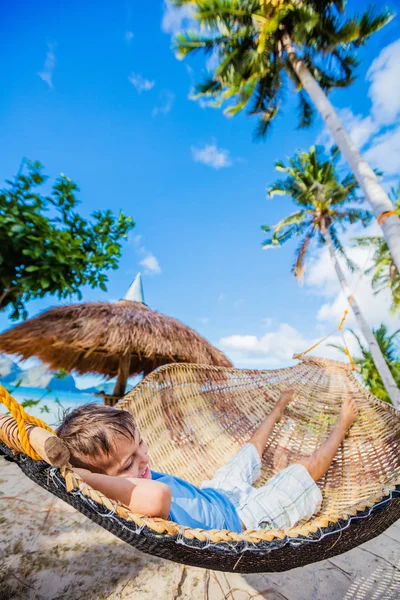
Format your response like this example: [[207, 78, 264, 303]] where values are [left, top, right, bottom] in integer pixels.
[[0, 384, 55, 460], [294, 301, 356, 369]]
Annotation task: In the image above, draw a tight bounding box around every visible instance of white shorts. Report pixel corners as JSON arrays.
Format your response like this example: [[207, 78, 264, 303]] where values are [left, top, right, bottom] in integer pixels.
[[201, 443, 322, 531]]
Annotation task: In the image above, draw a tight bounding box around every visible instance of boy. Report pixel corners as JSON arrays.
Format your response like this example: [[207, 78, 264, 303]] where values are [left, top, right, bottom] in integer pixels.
[[57, 391, 358, 532]]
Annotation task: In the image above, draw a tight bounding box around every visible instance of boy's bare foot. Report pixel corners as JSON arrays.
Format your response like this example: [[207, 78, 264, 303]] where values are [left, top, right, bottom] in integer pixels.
[[338, 396, 358, 430], [275, 389, 295, 422]]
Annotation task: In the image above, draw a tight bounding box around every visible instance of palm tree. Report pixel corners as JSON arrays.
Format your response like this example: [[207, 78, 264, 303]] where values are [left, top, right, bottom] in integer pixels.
[[353, 185, 400, 314], [172, 0, 400, 272], [262, 145, 400, 408], [330, 324, 400, 404]]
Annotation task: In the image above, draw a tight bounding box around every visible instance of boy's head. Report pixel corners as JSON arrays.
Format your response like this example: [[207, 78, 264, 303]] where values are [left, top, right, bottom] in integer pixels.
[[57, 404, 151, 479]]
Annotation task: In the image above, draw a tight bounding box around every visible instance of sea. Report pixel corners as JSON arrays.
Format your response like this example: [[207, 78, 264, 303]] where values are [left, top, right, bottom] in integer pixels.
[[1, 387, 100, 428]]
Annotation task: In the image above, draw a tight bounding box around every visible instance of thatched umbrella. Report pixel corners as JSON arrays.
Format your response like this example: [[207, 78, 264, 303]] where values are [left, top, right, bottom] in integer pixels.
[[0, 274, 232, 404]]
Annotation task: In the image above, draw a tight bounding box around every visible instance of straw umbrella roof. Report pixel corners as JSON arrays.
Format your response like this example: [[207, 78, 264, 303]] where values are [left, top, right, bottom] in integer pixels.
[[0, 282, 232, 380]]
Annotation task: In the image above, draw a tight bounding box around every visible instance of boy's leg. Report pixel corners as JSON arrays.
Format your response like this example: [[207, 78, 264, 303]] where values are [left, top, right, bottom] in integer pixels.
[[298, 396, 358, 482], [248, 389, 295, 459]]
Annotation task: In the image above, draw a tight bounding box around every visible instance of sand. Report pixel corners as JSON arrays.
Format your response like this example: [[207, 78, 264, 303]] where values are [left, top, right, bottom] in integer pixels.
[[1, 457, 399, 600]]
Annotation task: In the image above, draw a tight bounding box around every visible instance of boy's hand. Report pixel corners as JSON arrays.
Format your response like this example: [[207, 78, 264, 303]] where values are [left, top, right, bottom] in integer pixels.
[[279, 389, 295, 406]]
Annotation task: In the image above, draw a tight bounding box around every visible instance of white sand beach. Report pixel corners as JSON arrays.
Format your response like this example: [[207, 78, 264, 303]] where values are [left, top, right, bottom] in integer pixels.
[[1, 457, 399, 600]]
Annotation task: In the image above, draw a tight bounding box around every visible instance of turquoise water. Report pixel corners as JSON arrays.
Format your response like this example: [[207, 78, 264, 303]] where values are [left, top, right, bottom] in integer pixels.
[[1, 387, 100, 427]]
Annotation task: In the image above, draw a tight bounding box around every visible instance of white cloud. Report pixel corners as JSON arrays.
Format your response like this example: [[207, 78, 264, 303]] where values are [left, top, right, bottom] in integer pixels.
[[364, 126, 400, 175], [316, 38, 400, 178], [367, 38, 400, 126], [140, 253, 161, 275], [125, 31, 134, 44], [341, 111, 377, 149], [219, 323, 354, 369], [152, 89, 175, 116], [38, 43, 56, 89], [162, 1, 194, 34], [303, 224, 398, 333], [128, 72, 155, 93], [191, 143, 232, 169], [129, 234, 161, 276], [199, 317, 210, 325]]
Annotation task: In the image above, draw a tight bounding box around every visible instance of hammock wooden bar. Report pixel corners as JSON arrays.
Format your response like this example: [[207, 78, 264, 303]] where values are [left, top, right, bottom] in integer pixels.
[[1, 356, 399, 573]]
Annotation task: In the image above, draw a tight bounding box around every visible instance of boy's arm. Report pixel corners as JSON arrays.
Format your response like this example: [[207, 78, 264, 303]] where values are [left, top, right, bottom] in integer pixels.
[[248, 389, 295, 458], [74, 468, 172, 519]]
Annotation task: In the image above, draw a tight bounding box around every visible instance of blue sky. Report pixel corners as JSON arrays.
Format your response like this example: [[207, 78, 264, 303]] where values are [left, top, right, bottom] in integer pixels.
[[1, 1, 400, 385]]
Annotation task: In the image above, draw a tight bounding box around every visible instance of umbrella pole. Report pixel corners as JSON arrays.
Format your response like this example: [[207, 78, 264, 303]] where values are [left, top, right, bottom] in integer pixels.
[[109, 354, 131, 406]]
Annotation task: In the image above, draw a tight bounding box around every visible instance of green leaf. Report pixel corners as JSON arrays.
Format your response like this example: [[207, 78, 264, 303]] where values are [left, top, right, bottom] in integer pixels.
[[268, 188, 287, 198], [0, 159, 135, 319], [24, 265, 39, 272]]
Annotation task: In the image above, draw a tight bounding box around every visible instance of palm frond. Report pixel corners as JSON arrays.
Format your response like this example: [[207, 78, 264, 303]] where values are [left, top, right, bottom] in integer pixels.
[[261, 210, 311, 249], [174, 31, 219, 59], [293, 231, 314, 282], [334, 208, 373, 228], [273, 210, 309, 234], [297, 91, 315, 128], [354, 8, 395, 47]]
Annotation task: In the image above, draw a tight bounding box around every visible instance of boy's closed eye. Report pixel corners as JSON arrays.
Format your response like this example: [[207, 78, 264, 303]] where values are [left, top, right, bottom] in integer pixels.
[[120, 439, 145, 474]]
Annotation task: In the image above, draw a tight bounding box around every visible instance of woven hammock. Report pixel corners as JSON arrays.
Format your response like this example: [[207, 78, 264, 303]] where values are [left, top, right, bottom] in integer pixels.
[[1, 356, 400, 573]]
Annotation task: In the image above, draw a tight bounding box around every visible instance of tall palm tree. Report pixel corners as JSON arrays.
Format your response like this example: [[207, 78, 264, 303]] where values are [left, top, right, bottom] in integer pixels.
[[262, 145, 400, 408], [330, 324, 400, 404], [172, 0, 400, 272], [353, 185, 400, 314]]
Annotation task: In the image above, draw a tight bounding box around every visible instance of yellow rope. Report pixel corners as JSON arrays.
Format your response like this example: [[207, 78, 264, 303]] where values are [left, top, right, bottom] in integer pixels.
[[0, 384, 55, 460], [340, 330, 356, 371], [338, 309, 349, 331], [297, 300, 355, 365], [293, 329, 338, 360]]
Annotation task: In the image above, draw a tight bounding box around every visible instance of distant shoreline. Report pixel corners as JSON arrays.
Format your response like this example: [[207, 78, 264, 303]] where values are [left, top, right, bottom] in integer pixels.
[[1, 386, 100, 426]]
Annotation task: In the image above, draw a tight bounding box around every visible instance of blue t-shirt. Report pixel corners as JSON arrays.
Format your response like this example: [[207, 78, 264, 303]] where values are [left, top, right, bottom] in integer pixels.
[[151, 470, 242, 533]]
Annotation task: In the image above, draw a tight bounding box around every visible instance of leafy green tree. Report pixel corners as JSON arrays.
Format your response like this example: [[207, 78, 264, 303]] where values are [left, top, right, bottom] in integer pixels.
[[172, 0, 400, 272], [330, 324, 400, 404], [0, 159, 135, 320], [262, 145, 400, 408], [353, 185, 400, 314]]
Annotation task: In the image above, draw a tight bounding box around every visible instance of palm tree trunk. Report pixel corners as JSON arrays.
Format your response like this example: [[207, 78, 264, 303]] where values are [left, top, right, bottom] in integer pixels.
[[281, 31, 400, 274], [324, 229, 400, 408]]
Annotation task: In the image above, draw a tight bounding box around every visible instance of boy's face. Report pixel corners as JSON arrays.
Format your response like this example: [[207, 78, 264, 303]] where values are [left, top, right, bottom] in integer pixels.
[[101, 429, 151, 479]]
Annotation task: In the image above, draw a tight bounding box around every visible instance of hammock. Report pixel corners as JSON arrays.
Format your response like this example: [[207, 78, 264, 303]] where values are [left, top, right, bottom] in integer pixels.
[[1, 356, 400, 574]]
